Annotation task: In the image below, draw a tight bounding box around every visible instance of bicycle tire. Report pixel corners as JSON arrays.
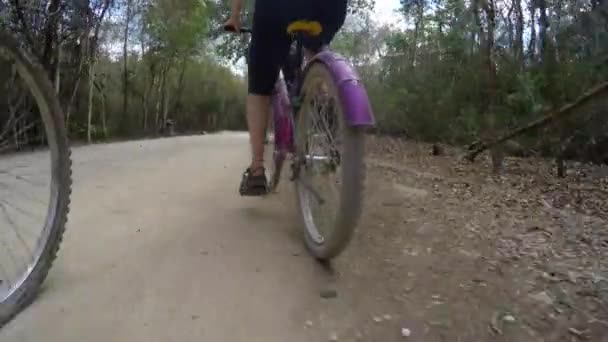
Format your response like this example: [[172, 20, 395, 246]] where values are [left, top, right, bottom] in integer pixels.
[[294, 61, 365, 260], [0, 31, 72, 327]]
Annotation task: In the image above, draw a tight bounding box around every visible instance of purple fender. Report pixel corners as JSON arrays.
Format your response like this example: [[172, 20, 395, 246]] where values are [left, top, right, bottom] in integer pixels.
[[307, 51, 376, 127]]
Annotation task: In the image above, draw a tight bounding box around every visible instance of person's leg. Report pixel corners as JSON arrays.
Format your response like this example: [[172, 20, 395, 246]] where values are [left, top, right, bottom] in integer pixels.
[[239, 6, 291, 195], [246, 94, 270, 174]]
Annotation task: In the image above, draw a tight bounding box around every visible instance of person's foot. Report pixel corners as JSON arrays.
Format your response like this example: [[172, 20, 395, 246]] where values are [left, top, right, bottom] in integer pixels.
[[238, 166, 268, 196]]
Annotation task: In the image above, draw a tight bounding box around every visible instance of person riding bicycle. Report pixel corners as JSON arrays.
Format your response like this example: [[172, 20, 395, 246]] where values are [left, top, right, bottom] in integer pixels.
[[223, 0, 348, 196]]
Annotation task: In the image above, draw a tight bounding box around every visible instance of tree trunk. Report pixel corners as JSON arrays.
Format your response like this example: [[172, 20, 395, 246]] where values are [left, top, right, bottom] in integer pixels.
[[171, 57, 188, 117], [160, 64, 171, 133], [54, 37, 62, 94], [410, 2, 424, 69], [101, 92, 108, 139], [538, 0, 549, 59], [485, 0, 501, 173], [41, 0, 61, 76], [154, 65, 167, 134], [12, 0, 36, 50], [87, 61, 95, 143], [90, 0, 112, 55], [475, 0, 501, 172], [527, 1, 536, 60], [122, 0, 132, 119], [162, 85, 171, 133], [143, 74, 154, 131], [505, 1, 514, 52], [514, 0, 524, 66], [538, 0, 558, 102], [65, 35, 89, 127]]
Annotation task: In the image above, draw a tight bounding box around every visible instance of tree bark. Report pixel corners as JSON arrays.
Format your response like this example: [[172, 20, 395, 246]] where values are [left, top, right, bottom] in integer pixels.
[[101, 92, 108, 139], [171, 56, 188, 117], [41, 0, 62, 76], [471, 0, 501, 171], [527, 0, 536, 60], [54, 33, 62, 94], [480, 0, 501, 172], [410, 1, 425, 69], [65, 37, 89, 127], [11, 0, 36, 50], [87, 61, 95, 143], [514, 0, 524, 66], [154, 64, 168, 134], [122, 0, 132, 119], [143, 73, 155, 131], [538, 0, 549, 59]]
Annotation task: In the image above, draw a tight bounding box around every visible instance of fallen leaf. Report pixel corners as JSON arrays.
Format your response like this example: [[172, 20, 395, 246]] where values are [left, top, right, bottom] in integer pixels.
[[529, 291, 554, 306]]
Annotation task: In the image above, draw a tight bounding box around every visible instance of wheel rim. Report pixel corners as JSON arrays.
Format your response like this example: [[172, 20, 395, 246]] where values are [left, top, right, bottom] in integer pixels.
[[295, 64, 344, 246], [0, 43, 60, 304]]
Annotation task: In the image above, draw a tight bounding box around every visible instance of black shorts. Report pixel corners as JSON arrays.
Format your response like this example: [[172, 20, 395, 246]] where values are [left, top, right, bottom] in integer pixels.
[[248, 0, 348, 96]]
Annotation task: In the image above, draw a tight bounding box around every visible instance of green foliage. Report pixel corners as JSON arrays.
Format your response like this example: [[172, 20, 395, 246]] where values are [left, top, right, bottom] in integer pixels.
[[332, 0, 608, 151], [65, 55, 246, 141], [144, 0, 209, 56], [3, 0, 607, 156], [1, 0, 246, 142]]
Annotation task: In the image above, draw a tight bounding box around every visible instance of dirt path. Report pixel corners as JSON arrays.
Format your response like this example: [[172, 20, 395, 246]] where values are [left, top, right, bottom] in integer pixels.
[[1, 133, 607, 342], [0, 133, 336, 342]]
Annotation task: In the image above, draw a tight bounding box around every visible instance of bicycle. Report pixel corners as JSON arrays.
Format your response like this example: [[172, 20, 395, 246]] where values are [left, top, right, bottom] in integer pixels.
[[0, 30, 72, 327], [224, 20, 375, 260]]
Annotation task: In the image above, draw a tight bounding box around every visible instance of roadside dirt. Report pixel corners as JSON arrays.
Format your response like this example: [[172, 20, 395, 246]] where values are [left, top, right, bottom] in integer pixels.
[[311, 135, 608, 342]]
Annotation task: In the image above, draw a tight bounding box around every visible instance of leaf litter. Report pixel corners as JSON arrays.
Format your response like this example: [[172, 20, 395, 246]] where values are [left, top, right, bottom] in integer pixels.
[[304, 136, 607, 342]]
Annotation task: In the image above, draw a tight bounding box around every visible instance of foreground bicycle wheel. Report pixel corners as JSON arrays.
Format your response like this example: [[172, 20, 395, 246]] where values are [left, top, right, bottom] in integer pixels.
[[294, 61, 365, 260], [0, 31, 72, 327]]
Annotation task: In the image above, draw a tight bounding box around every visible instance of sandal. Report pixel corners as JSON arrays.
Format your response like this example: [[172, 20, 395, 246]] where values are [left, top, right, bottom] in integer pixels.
[[238, 167, 268, 196]]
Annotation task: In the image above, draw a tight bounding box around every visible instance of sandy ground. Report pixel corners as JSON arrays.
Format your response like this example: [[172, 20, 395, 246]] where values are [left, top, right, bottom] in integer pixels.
[[1, 132, 607, 342]]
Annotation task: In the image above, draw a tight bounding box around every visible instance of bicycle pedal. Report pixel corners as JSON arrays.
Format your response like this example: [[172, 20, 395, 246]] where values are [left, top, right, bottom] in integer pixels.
[[239, 185, 267, 196], [239, 188, 268, 196]]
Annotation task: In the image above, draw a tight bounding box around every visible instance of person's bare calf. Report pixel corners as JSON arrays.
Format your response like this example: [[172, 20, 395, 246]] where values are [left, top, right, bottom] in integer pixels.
[[246, 48, 319, 177], [246, 94, 271, 176]]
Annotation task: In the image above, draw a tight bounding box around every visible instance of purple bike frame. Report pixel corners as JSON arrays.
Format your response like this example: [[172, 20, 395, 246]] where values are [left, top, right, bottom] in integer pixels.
[[270, 49, 375, 155], [270, 78, 294, 154]]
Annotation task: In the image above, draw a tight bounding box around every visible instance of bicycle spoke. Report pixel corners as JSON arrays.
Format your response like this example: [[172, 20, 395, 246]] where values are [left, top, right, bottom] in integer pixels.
[[0, 181, 49, 206], [0, 202, 34, 262], [0, 119, 41, 150], [0, 228, 21, 278], [0, 263, 12, 290], [1, 198, 45, 221], [0, 169, 47, 188]]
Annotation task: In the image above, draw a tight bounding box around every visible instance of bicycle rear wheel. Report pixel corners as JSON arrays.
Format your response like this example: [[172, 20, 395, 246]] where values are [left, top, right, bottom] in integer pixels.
[[294, 61, 365, 260], [0, 31, 72, 327]]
